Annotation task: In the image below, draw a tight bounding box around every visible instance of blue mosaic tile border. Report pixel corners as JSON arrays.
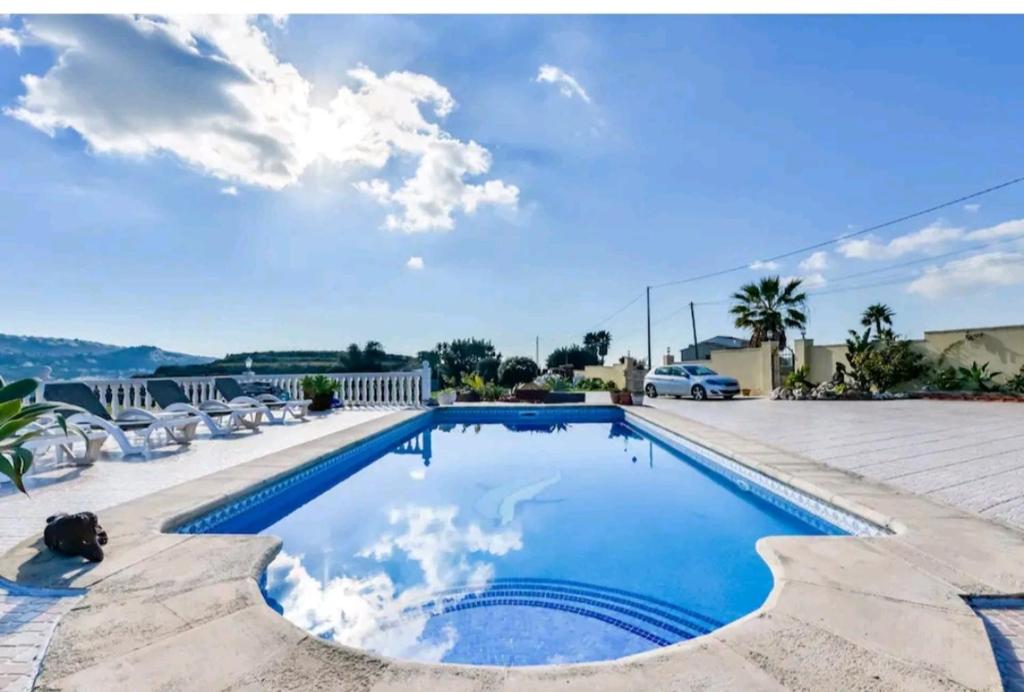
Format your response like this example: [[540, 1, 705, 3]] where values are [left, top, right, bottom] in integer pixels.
[[626, 413, 887, 537], [173, 413, 432, 534], [414, 588, 706, 640], [438, 598, 674, 647], [176, 405, 882, 538]]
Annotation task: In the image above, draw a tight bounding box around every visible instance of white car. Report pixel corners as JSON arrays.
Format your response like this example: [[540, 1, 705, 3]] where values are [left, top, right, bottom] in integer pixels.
[[644, 365, 740, 400]]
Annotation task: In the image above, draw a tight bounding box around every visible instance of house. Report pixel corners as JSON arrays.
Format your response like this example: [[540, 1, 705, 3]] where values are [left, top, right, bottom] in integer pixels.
[[680, 335, 748, 361]]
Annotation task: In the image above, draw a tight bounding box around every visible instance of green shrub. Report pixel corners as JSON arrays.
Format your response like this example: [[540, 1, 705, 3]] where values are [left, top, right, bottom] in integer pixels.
[[575, 377, 613, 391], [435, 338, 499, 386], [300, 374, 337, 397], [928, 366, 960, 391], [1007, 366, 1024, 393], [784, 365, 812, 389], [856, 339, 928, 392], [0, 377, 82, 495], [497, 357, 540, 387], [460, 372, 507, 401], [957, 361, 1001, 392]]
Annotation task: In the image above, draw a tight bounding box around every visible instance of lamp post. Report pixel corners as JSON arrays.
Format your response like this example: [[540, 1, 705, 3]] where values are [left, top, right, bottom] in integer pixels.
[[243, 357, 254, 378]]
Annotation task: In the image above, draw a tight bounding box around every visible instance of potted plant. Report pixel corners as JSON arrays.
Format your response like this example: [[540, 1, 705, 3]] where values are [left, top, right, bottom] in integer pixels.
[[612, 389, 632, 405], [436, 388, 456, 406], [300, 374, 338, 412]]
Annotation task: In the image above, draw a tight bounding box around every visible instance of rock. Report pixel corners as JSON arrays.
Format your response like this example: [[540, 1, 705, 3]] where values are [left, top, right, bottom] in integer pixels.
[[770, 386, 784, 400], [793, 387, 808, 400]]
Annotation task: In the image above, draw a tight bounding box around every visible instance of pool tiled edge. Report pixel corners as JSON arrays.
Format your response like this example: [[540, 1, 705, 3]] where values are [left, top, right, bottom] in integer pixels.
[[0, 404, 1017, 691]]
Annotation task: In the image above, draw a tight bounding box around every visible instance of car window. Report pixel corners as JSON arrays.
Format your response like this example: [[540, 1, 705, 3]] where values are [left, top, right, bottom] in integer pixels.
[[670, 367, 686, 377], [654, 367, 669, 375], [684, 365, 717, 376]]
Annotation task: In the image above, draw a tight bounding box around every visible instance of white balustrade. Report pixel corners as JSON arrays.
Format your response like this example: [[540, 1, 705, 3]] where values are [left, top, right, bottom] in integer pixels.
[[38, 362, 432, 413]]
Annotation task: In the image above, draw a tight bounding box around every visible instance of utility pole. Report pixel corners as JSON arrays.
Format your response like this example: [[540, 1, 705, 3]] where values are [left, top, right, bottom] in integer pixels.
[[535, 336, 539, 364], [690, 301, 700, 360], [645, 286, 652, 370]]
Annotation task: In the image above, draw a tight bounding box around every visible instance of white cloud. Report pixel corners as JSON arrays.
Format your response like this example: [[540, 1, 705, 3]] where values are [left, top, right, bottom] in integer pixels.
[[0, 27, 19, 51], [406, 256, 424, 270], [838, 223, 963, 260], [535, 65, 591, 104], [7, 15, 517, 232], [964, 218, 1024, 242], [783, 273, 826, 289], [220, 186, 238, 196], [963, 203, 981, 213], [907, 251, 1024, 298], [749, 259, 780, 271], [798, 251, 828, 272]]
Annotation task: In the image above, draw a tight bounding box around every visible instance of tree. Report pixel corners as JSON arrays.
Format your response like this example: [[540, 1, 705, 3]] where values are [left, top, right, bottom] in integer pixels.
[[861, 303, 895, 341], [497, 357, 540, 387], [474, 357, 502, 383], [340, 341, 387, 372], [844, 328, 874, 390], [435, 338, 499, 385], [729, 276, 807, 350], [583, 330, 612, 365], [546, 344, 600, 370]]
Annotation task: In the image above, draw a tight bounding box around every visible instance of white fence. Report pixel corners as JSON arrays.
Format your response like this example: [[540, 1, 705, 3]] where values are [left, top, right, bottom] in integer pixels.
[[36, 364, 432, 416]]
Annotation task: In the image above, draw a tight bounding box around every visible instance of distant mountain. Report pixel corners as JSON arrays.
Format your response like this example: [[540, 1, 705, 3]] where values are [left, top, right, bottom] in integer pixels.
[[0, 334, 215, 381]]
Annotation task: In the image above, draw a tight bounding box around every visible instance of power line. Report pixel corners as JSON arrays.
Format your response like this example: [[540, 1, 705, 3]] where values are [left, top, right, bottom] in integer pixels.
[[652, 234, 1024, 325], [590, 291, 644, 330], [648, 174, 1024, 290]]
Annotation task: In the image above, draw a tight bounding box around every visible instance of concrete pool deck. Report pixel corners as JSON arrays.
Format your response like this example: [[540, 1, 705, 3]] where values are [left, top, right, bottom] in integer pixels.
[[2, 404, 1022, 690]]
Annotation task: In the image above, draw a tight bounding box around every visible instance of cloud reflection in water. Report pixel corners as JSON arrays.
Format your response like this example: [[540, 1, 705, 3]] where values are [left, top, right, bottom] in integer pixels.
[[264, 504, 523, 662]]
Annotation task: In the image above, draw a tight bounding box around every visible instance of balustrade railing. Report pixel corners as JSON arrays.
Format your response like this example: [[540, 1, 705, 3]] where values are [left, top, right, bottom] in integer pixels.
[[34, 363, 432, 416]]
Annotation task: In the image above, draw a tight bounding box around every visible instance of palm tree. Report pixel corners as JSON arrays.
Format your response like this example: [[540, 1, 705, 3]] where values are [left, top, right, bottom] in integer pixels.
[[861, 303, 895, 340], [730, 276, 807, 350], [583, 330, 612, 365]]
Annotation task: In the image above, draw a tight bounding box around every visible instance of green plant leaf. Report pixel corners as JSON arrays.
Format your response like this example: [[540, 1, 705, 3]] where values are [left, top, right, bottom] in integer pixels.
[[0, 452, 28, 495], [0, 379, 38, 405]]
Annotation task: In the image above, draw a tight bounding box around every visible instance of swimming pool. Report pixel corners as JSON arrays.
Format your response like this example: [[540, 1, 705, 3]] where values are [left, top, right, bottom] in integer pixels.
[[178, 406, 880, 666]]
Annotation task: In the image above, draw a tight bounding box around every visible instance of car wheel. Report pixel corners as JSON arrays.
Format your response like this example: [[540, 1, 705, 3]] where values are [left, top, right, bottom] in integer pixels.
[[645, 383, 658, 398], [691, 385, 707, 401]]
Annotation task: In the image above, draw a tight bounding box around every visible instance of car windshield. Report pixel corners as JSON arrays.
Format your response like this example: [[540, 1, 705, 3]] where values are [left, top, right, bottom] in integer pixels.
[[684, 366, 717, 376]]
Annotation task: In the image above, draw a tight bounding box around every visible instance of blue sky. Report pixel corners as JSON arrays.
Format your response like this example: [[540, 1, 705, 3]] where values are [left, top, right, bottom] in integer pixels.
[[2, 15, 1023, 361]]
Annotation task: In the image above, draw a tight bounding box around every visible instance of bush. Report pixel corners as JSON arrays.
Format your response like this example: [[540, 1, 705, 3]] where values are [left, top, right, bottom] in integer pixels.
[[475, 357, 502, 383], [928, 366, 960, 391], [1007, 366, 1024, 394], [460, 372, 507, 401], [957, 361, 1001, 392], [575, 377, 613, 391], [784, 365, 813, 390], [855, 339, 928, 392], [546, 344, 600, 370], [497, 357, 540, 387]]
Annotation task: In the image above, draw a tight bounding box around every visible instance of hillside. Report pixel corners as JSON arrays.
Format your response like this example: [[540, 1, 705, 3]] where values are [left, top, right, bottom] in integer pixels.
[[152, 348, 421, 377], [0, 334, 215, 380]]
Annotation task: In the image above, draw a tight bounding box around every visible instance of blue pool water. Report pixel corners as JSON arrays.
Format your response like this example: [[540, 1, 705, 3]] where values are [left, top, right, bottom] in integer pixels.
[[185, 408, 853, 666]]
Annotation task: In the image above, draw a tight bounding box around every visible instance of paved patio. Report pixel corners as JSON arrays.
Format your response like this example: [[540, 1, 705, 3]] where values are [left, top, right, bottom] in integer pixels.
[[0, 409, 394, 554], [647, 396, 1024, 531], [0, 408, 397, 691]]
